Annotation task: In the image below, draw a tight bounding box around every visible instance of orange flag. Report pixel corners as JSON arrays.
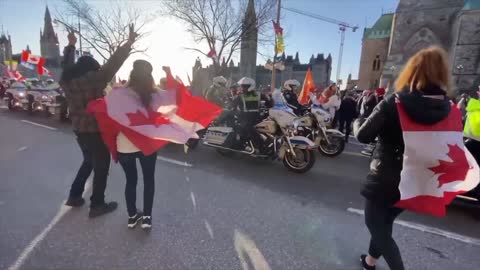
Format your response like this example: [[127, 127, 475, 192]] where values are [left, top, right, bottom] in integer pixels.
[[298, 68, 316, 104]]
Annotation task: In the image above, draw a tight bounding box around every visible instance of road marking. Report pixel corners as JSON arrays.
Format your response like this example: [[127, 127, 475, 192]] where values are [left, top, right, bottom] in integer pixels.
[[204, 219, 214, 239], [0, 105, 7, 109], [190, 191, 197, 210], [17, 146, 28, 152], [347, 207, 480, 246], [8, 181, 92, 270], [185, 176, 190, 183], [234, 229, 272, 270], [20, 120, 57, 131], [157, 156, 193, 167], [343, 151, 368, 158]]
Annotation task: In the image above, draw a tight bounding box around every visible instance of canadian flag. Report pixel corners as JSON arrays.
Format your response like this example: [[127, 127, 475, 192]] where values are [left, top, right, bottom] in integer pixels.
[[42, 66, 53, 77], [395, 99, 480, 216], [87, 69, 222, 161], [3, 65, 25, 81], [207, 48, 218, 63], [21, 50, 46, 75]]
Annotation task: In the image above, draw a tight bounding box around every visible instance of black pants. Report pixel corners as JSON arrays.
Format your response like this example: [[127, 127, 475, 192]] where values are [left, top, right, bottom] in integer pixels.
[[365, 200, 405, 270], [118, 152, 157, 217], [69, 132, 111, 207], [338, 117, 353, 142]]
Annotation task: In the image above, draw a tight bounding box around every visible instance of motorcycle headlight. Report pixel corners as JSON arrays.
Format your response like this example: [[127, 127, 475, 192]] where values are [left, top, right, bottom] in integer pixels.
[[18, 92, 25, 97], [42, 95, 48, 100]]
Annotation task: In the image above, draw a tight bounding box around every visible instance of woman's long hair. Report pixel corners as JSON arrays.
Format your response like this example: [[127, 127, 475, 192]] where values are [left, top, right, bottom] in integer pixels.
[[395, 46, 451, 94], [127, 60, 156, 107]]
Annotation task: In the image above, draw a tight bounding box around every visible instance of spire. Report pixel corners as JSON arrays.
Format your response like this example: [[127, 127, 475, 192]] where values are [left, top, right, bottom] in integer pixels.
[[294, 52, 299, 64], [42, 5, 56, 42], [26, 45, 31, 53], [229, 59, 235, 67], [244, 0, 257, 29]]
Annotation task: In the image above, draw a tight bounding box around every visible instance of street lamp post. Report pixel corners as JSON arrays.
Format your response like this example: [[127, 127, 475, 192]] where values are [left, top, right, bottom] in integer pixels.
[[456, 64, 464, 93]]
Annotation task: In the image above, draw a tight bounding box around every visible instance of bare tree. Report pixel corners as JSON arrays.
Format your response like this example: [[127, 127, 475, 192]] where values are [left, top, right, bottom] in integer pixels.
[[57, 0, 152, 62], [163, 0, 276, 69]]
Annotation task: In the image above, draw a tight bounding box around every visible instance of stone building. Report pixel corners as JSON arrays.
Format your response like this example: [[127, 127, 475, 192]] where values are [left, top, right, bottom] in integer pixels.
[[358, 0, 480, 94], [191, 0, 332, 95], [1, 6, 62, 81], [240, 0, 258, 79], [0, 33, 13, 65], [357, 13, 394, 90], [192, 52, 332, 95], [39, 6, 61, 80]]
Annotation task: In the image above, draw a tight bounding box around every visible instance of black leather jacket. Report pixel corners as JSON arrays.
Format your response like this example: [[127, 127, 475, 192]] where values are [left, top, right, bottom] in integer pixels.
[[354, 86, 451, 205]]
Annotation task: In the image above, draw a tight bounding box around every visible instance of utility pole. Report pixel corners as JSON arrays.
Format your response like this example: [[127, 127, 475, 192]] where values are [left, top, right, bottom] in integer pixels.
[[78, 11, 83, 57], [270, 0, 281, 92]]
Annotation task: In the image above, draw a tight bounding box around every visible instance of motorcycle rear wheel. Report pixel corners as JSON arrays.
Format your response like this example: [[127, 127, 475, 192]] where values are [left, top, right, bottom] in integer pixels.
[[283, 148, 315, 173]]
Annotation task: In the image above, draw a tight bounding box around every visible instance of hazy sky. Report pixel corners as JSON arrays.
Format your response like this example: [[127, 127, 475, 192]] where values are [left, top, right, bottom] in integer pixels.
[[0, 0, 398, 84]]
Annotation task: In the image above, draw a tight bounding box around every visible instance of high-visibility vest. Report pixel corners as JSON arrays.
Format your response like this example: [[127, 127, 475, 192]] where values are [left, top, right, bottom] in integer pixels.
[[241, 92, 261, 112], [464, 98, 480, 141]]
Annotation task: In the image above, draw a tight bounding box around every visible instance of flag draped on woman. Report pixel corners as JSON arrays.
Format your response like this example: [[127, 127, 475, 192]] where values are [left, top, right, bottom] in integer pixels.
[[395, 99, 480, 216], [87, 69, 222, 161]]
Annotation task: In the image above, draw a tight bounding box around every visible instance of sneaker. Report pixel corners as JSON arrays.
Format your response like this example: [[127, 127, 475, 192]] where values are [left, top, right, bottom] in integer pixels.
[[141, 216, 152, 229], [65, 197, 85, 207], [128, 211, 143, 229], [360, 254, 376, 270], [89, 202, 118, 218]]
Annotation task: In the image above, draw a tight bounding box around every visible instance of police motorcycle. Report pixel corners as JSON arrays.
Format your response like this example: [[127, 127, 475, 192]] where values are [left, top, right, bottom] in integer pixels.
[[3, 81, 28, 111], [203, 78, 316, 173], [282, 80, 345, 157], [187, 76, 231, 150]]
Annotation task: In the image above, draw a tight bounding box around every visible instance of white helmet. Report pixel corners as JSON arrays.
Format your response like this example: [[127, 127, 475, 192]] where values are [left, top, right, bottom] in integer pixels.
[[284, 79, 301, 91], [213, 76, 227, 88], [237, 77, 256, 92]]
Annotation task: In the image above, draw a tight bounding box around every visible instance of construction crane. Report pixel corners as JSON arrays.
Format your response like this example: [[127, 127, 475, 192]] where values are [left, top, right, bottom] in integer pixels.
[[282, 7, 358, 86]]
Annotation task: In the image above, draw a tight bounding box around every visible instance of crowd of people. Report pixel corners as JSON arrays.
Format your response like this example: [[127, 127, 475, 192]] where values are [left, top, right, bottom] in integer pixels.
[[1, 21, 478, 270]]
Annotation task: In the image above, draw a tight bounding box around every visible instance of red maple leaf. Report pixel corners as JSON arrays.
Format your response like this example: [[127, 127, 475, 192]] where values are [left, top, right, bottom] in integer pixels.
[[429, 144, 471, 188], [126, 109, 170, 127]]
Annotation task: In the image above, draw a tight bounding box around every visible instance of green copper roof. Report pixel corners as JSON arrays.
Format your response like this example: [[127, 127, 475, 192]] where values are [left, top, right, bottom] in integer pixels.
[[363, 13, 394, 40], [464, 0, 480, 9]]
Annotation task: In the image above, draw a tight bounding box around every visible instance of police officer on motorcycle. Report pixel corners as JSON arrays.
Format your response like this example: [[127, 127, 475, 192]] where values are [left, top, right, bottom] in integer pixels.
[[205, 76, 228, 107], [230, 77, 267, 153], [282, 79, 306, 115]]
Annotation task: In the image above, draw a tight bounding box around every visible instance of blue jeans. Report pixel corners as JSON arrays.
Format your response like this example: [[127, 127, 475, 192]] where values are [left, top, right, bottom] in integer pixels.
[[118, 152, 157, 216]]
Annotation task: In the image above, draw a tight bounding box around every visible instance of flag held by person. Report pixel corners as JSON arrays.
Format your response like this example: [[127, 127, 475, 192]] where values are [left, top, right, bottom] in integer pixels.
[[21, 50, 46, 75], [87, 68, 222, 161], [395, 99, 480, 216], [273, 21, 284, 54], [298, 68, 316, 104]]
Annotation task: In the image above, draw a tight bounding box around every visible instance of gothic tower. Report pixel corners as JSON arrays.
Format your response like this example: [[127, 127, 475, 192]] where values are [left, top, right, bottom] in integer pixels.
[[40, 6, 60, 68], [240, 0, 258, 80]]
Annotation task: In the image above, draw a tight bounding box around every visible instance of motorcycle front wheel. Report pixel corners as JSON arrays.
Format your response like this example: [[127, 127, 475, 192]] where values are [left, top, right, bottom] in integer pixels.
[[283, 148, 315, 173], [318, 135, 345, 157]]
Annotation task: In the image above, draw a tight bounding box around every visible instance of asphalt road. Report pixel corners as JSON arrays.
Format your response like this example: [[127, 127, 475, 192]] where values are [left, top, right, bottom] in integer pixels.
[[1, 108, 480, 270]]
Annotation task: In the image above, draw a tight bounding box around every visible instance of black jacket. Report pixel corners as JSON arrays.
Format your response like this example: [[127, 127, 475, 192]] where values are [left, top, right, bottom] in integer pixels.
[[339, 96, 357, 121], [354, 85, 451, 205]]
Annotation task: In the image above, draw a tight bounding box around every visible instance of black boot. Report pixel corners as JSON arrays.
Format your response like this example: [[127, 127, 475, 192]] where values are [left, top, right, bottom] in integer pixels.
[[89, 202, 118, 218]]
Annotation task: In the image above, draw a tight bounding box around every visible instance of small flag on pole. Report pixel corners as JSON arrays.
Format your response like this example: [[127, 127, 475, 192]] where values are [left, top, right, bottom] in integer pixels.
[[273, 21, 284, 54]]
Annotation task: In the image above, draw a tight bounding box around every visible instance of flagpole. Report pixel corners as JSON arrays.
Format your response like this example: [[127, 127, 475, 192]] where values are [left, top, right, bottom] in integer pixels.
[[270, 0, 281, 92]]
